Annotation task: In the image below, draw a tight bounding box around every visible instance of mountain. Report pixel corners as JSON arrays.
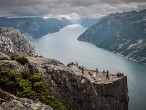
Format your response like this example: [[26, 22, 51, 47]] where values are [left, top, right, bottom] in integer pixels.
[[78, 9, 146, 64], [0, 27, 128, 110], [0, 17, 71, 39], [80, 18, 98, 28]]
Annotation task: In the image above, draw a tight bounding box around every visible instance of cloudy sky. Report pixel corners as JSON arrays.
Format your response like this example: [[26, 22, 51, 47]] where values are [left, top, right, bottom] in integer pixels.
[[0, 0, 146, 19]]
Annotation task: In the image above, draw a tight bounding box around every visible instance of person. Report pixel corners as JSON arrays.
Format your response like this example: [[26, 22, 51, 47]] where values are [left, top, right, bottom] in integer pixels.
[[106, 73, 109, 79], [78, 66, 81, 69], [82, 68, 84, 75], [117, 72, 123, 77], [96, 68, 98, 73], [76, 61, 78, 67], [71, 62, 74, 65], [103, 70, 105, 74], [67, 63, 70, 67]]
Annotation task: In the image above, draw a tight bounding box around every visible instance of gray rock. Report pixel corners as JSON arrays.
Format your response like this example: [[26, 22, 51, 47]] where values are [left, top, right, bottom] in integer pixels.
[[0, 27, 37, 56], [0, 89, 53, 110], [0, 56, 128, 110], [0, 52, 10, 60], [30, 57, 129, 110]]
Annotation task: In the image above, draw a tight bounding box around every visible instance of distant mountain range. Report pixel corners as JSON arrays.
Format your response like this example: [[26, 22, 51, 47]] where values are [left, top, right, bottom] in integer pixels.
[[78, 9, 146, 64], [0, 17, 72, 39]]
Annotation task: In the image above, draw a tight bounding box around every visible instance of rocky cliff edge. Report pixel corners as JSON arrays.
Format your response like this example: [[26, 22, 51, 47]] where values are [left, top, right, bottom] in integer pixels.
[[0, 27, 128, 110]]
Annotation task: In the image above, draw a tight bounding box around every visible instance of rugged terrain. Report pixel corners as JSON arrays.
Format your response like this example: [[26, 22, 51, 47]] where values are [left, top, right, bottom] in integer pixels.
[[0, 89, 53, 110], [0, 17, 72, 39], [78, 9, 146, 64], [0, 27, 128, 110]]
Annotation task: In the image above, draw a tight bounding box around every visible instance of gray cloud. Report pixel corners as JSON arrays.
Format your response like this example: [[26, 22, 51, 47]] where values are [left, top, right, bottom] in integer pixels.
[[0, 0, 145, 19]]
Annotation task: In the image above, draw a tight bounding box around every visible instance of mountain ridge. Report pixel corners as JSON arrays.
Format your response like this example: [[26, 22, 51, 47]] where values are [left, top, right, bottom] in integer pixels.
[[0, 17, 72, 39], [78, 9, 146, 64]]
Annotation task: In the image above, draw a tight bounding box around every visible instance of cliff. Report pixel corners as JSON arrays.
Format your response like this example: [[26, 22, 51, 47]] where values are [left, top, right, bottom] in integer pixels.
[[78, 9, 146, 64], [0, 27, 128, 110]]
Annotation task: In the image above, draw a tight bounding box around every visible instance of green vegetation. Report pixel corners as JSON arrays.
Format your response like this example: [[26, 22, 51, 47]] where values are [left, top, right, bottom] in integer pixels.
[[15, 56, 29, 65], [0, 69, 67, 110]]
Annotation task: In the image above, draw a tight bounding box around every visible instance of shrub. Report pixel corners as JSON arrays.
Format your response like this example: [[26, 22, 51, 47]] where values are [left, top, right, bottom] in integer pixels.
[[0, 70, 67, 110], [15, 56, 29, 65], [29, 73, 44, 82]]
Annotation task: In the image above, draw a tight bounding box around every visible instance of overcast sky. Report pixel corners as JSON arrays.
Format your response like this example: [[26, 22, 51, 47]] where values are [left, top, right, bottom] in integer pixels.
[[0, 0, 146, 19]]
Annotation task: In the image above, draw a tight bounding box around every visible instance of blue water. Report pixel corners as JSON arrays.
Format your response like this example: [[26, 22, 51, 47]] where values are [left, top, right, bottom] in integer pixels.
[[33, 24, 146, 110]]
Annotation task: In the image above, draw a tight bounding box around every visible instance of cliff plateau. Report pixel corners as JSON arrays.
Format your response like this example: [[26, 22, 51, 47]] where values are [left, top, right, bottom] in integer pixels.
[[0, 27, 128, 110]]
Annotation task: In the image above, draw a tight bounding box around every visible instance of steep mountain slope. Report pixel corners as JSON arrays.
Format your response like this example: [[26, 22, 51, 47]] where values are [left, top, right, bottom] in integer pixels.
[[78, 9, 146, 64], [0, 17, 71, 39]]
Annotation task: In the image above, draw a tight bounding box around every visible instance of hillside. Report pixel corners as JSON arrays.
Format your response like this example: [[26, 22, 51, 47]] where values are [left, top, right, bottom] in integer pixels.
[[78, 9, 146, 64], [0, 17, 71, 39]]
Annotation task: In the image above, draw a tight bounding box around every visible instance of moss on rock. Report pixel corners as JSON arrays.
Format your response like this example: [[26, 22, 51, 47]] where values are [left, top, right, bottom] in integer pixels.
[[0, 69, 67, 110]]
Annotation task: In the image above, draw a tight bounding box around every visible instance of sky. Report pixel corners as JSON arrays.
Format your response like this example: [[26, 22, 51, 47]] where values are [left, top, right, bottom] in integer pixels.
[[0, 0, 146, 20]]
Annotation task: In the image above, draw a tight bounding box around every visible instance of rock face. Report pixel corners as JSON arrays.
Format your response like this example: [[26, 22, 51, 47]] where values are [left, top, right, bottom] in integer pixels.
[[0, 52, 10, 60], [0, 89, 53, 110], [0, 28, 128, 110], [0, 56, 129, 110], [78, 9, 146, 64], [0, 27, 37, 56]]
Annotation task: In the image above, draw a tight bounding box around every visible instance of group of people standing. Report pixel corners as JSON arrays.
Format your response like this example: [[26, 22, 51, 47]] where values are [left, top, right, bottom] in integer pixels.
[[67, 62, 123, 80]]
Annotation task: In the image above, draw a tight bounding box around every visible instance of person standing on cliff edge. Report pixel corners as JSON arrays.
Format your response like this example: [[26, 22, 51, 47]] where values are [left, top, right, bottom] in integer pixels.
[[106, 73, 109, 79]]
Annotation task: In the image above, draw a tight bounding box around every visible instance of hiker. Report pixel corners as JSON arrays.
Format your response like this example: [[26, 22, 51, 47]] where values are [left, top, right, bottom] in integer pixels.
[[82, 68, 84, 75], [117, 72, 123, 77], [70, 62, 74, 65], [96, 68, 98, 73], [106, 73, 109, 79], [78, 66, 81, 69], [67, 63, 70, 67], [103, 70, 105, 74], [117, 72, 120, 77], [76, 61, 78, 67], [121, 73, 124, 76]]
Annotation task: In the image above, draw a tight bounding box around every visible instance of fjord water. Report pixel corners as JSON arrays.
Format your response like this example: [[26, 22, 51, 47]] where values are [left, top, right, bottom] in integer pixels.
[[33, 24, 146, 110]]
